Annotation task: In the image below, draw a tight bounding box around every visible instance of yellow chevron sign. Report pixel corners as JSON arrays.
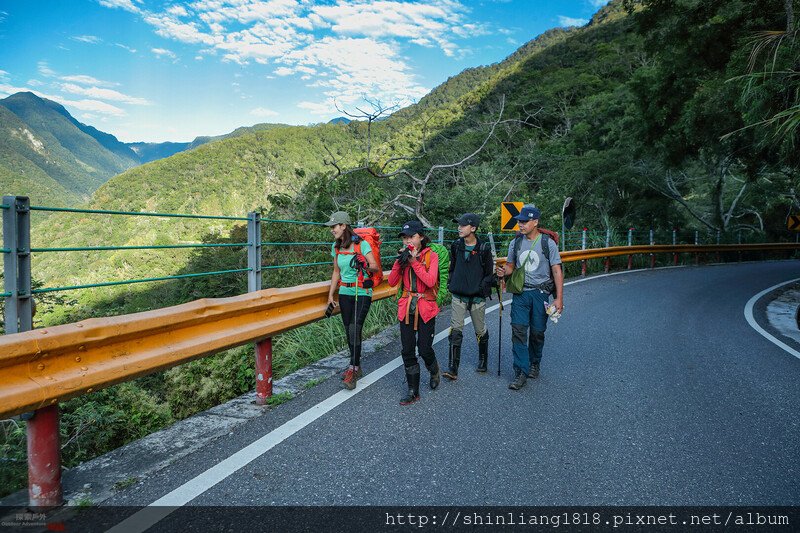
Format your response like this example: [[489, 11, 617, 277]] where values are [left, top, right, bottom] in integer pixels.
[[789, 215, 800, 231], [501, 202, 524, 232]]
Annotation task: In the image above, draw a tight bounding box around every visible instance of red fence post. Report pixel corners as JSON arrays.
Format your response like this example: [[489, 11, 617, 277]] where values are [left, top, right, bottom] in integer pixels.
[[26, 405, 63, 509], [255, 338, 273, 405]]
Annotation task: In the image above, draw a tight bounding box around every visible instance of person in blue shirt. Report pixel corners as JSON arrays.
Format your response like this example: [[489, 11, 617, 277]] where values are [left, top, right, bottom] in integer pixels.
[[325, 211, 380, 390]]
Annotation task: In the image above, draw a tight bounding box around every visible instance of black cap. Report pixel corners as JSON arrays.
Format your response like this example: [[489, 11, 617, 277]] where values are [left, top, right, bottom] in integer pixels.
[[398, 220, 425, 237], [453, 213, 480, 228]]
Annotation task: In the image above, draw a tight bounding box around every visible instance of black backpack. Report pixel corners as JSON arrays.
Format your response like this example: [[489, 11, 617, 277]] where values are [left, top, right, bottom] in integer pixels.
[[511, 232, 556, 296], [450, 238, 495, 298]]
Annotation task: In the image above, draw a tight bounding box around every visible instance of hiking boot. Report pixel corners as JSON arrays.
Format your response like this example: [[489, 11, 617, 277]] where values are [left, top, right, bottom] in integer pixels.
[[428, 360, 441, 390], [508, 372, 527, 390], [527, 362, 540, 379], [476, 333, 489, 373], [443, 344, 460, 381], [400, 367, 421, 405], [355, 366, 363, 379], [342, 367, 357, 390]]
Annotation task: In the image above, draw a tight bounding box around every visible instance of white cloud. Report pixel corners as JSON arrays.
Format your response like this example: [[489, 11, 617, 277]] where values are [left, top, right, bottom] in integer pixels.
[[26, 79, 44, 87], [97, 0, 141, 13], [0, 70, 9, 79], [61, 74, 119, 87], [250, 107, 279, 118], [298, 100, 335, 116], [58, 98, 127, 116], [59, 83, 151, 105], [72, 35, 103, 44], [37, 61, 56, 77], [151, 47, 177, 59], [588, 0, 609, 7], [167, 5, 189, 17], [94, 0, 475, 114], [558, 16, 589, 27], [115, 43, 138, 53], [0, 83, 127, 117]]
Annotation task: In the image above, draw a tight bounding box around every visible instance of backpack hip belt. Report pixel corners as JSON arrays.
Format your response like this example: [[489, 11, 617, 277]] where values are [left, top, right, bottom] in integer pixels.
[[401, 289, 436, 330]]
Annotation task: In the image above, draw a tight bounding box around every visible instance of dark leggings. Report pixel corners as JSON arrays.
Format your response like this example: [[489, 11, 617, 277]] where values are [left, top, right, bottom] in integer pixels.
[[339, 293, 372, 366], [400, 317, 437, 373]]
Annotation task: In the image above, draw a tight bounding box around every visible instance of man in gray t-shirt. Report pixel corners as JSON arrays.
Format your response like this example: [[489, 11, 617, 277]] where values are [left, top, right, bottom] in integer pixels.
[[497, 204, 564, 390], [506, 231, 562, 290]]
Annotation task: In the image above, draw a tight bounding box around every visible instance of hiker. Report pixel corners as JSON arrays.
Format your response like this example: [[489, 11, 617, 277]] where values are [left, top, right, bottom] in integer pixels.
[[443, 213, 495, 379], [388, 220, 442, 405], [326, 211, 380, 390], [496, 205, 564, 390]]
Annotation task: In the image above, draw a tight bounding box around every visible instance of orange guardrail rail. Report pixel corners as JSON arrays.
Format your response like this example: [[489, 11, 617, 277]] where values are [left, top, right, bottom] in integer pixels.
[[0, 275, 396, 419], [1, 243, 799, 419]]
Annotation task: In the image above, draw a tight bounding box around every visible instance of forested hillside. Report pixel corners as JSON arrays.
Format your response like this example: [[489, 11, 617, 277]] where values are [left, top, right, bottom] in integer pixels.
[[28, 0, 799, 328]]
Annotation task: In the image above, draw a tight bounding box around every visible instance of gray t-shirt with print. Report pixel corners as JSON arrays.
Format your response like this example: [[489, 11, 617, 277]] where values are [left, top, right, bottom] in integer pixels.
[[506, 234, 562, 288]]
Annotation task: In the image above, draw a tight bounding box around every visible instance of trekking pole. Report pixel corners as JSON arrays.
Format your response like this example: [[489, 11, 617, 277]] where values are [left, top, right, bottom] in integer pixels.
[[496, 260, 505, 376]]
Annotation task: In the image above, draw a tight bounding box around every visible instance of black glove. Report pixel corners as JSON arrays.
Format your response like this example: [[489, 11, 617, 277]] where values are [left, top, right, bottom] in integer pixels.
[[397, 247, 411, 266]]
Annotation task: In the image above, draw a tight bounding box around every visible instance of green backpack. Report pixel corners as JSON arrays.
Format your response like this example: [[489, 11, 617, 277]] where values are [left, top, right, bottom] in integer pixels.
[[428, 242, 450, 306], [395, 243, 450, 306]]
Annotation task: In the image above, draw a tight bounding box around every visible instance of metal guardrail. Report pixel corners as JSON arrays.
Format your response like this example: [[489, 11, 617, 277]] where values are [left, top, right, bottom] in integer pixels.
[[2, 242, 799, 420], [0, 275, 395, 419]]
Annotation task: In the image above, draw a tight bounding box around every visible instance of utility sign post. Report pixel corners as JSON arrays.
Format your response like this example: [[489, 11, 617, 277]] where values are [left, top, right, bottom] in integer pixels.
[[501, 201, 524, 232], [788, 215, 800, 231]]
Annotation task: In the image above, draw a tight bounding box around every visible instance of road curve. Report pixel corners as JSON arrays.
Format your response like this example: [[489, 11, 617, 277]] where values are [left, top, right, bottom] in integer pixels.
[[94, 261, 800, 529]]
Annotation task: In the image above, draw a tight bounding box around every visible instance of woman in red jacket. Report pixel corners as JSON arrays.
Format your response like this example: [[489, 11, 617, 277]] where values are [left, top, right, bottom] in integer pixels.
[[388, 220, 441, 405]]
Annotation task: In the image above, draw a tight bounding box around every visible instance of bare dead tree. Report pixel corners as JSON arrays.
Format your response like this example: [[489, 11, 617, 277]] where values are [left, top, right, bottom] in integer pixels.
[[641, 157, 764, 232], [324, 95, 531, 227]]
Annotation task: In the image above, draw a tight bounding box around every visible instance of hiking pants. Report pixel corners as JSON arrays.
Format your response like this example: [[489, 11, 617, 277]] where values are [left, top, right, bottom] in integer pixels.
[[339, 293, 372, 367], [449, 297, 487, 346], [510, 289, 549, 375], [400, 317, 437, 374]]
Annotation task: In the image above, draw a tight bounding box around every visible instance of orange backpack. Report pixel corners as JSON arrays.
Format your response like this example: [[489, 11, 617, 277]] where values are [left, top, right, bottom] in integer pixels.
[[336, 227, 383, 288]]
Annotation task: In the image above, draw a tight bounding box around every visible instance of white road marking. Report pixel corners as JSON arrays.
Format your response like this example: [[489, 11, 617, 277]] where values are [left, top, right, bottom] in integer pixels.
[[108, 264, 768, 531], [744, 277, 800, 361]]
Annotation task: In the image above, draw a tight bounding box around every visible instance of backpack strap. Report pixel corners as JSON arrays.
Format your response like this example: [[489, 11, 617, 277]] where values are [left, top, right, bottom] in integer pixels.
[[540, 233, 550, 266], [512, 234, 523, 265]]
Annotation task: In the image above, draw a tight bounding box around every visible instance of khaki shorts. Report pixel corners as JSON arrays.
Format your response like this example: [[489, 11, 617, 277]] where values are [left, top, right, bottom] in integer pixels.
[[450, 297, 487, 337]]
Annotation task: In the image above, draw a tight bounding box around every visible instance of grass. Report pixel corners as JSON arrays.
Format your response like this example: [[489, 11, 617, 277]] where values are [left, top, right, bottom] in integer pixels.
[[113, 477, 138, 491], [265, 392, 294, 406]]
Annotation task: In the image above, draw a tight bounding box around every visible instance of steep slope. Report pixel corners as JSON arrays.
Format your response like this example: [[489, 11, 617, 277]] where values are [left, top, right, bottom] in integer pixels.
[[0, 92, 139, 200], [0, 106, 79, 206]]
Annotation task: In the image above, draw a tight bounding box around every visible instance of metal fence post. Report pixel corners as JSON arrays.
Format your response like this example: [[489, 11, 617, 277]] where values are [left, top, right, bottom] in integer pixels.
[[673, 228, 678, 266], [247, 212, 262, 293], [738, 229, 742, 262], [4, 196, 61, 509], [581, 227, 587, 276], [627, 227, 633, 270], [438, 226, 444, 245], [716, 229, 721, 263], [694, 230, 699, 265], [649, 228, 655, 269], [604, 228, 611, 273], [247, 212, 272, 405]]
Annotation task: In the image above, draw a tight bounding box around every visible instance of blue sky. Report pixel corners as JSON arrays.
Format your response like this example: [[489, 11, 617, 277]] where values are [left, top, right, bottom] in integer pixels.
[[0, 0, 608, 142]]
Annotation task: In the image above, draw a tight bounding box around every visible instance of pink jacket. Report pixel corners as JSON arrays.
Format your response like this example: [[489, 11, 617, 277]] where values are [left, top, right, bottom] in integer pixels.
[[388, 247, 440, 325]]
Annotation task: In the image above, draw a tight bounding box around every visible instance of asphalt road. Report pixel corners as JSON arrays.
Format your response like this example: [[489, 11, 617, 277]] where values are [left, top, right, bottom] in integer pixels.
[[82, 261, 799, 529]]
